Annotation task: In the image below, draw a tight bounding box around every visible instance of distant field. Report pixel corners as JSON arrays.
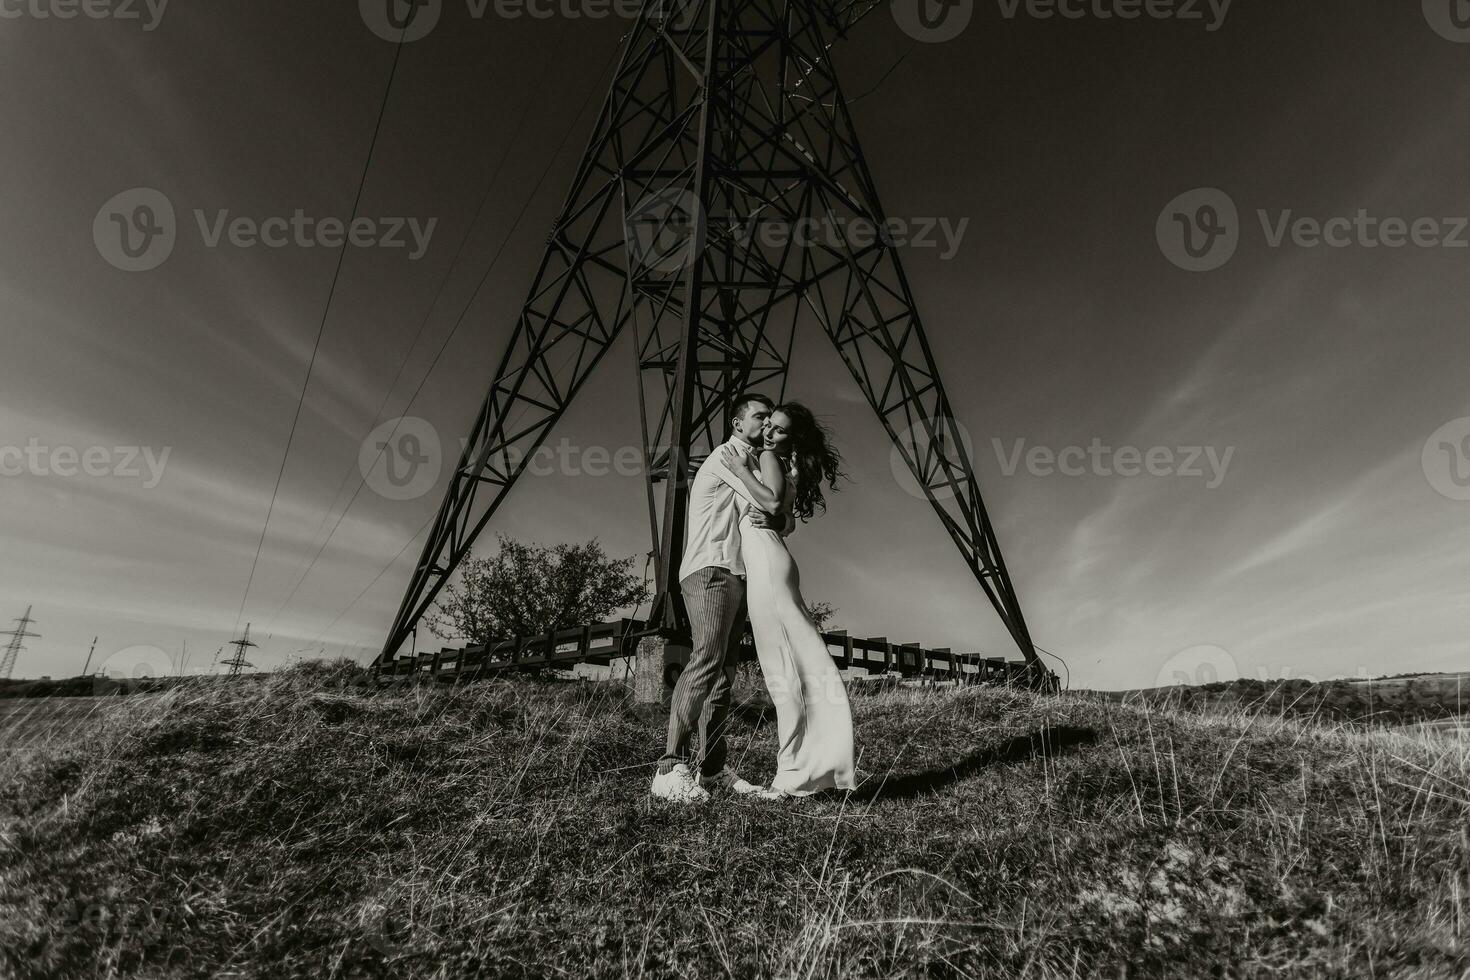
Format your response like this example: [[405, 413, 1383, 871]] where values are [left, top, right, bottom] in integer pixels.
[[1396, 717, 1470, 738], [1348, 672, 1470, 690], [1098, 672, 1470, 732]]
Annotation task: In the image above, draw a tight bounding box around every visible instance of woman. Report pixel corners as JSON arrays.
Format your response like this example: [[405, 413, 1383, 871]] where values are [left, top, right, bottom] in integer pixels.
[[719, 402, 856, 798]]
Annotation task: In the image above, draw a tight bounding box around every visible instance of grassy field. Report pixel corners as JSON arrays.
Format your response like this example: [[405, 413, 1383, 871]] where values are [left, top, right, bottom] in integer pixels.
[[1349, 673, 1470, 689], [1398, 718, 1470, 738], [0, 698, 117, 753], [0, 663, 1467, 979], [1101, 674, 1470, 731]]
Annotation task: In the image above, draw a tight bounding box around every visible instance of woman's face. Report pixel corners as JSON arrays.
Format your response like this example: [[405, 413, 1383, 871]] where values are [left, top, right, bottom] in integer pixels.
[[763, 411, 794, 455]]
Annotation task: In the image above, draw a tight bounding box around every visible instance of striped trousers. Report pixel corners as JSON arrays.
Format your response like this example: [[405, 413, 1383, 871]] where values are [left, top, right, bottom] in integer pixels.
[[657, 565, 748, 778]]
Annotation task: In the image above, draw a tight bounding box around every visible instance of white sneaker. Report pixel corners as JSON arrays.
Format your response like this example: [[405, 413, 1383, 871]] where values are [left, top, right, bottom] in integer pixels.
[[651, 763, 712, 803], [754, 785, 797, 801], [700, 766, 765, 795]]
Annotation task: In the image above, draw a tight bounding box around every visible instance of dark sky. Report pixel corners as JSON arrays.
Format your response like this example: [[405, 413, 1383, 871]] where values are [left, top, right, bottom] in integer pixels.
[[3, 0, 1468, 689]]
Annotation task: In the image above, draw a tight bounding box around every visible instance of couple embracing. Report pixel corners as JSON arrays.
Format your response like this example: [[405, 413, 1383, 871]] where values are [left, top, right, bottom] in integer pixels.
[[650, 393, 857, 803]]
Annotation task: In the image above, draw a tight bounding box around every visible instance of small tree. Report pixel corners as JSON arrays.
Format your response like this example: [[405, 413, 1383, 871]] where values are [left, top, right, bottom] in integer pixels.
[[425, 535, 650, 645], [806, 601, 837, 631]]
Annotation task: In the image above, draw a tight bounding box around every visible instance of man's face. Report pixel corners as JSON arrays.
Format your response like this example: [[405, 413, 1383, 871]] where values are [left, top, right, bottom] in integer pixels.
[[733, 402, 771, 445]]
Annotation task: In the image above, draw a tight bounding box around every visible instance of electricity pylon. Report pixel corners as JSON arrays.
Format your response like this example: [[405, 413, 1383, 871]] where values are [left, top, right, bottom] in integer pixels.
[[378, 0, 1045, 686], [0, 605, 41, 681], [221, 623, 256, 678]]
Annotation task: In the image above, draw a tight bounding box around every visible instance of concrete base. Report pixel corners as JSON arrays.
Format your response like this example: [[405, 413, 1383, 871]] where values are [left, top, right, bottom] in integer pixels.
[[632, 636, 667, 706], [631, 635, 694, 706]]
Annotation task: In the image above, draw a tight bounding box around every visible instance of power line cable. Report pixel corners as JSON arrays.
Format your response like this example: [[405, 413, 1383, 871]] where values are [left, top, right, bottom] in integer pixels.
[[1035, 644, 1070, 691], [842, 41, 916, 105], [262, 27, 569, 634], [231, 34, 409, 637], [308, 511, 436, 650], [299, 37, 627, 650]]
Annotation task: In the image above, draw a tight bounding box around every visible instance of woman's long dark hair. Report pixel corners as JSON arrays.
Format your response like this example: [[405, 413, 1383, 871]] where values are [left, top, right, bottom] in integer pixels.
[[773, 401, 844, 521]]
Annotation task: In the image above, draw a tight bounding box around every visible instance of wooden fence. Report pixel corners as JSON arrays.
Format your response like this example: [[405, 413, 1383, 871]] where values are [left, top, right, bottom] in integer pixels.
[[371, 618, 1046, 688]]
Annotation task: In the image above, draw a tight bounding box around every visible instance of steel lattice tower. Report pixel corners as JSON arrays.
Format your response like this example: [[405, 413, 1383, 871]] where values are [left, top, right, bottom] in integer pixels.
[[0, 605, 41, 681], [221, 623, 257, 678], [378, 0, 1044, 685]]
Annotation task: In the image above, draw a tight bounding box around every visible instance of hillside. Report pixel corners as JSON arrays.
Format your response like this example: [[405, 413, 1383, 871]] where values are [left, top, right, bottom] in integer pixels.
[[0, 664, 1466, 979], [1102, 675, 1470, 730]]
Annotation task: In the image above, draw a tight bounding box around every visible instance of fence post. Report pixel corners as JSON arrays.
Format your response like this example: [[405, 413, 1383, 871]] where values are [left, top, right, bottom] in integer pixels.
[[957, 653, 976, 683], [900, 642, 921, 678]]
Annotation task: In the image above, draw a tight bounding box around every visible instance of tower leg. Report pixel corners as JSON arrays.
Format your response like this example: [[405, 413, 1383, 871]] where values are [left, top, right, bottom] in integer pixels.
[[380, 1, 723, 661], [382, 0, 1048, 688], [786, 65, 1045, 682]]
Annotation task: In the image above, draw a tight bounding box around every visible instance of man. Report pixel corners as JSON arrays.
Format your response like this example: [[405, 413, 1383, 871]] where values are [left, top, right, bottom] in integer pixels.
[[650, 392, 790, 803]]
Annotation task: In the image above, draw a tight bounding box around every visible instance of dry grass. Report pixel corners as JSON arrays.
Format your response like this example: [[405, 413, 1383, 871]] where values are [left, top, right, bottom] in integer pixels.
[[0, 662, 1467, 979]]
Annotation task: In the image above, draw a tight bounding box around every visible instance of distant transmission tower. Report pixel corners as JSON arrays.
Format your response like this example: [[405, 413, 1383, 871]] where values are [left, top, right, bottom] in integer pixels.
[[220, 623, 256, 678], [0, 605, 41, 681]]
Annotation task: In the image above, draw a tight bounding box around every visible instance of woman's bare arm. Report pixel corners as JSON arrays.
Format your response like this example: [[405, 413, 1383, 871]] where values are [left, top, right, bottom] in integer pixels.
[[720, 446, 782, 512], [757, 450, 788, 516]]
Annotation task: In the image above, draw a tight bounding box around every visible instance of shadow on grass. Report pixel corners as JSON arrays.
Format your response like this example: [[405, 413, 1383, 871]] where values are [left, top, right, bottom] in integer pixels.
[[731, 698, 776, 730], [850, 725, 1098, 801], [625, 698, 777, 729]]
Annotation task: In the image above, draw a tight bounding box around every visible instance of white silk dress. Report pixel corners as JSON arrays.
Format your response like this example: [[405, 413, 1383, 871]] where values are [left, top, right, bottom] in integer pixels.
[[740, 477, 857, 796]]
